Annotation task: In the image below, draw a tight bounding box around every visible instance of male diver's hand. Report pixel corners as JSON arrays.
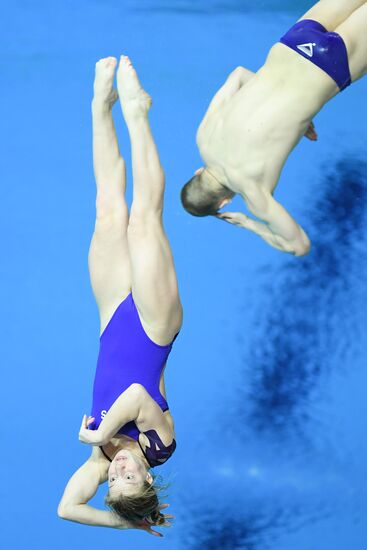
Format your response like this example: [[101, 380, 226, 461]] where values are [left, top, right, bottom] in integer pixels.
[[126, 504, 174, 537], [78, 414, 103, 445], [216, 211, 249, 227], [304, 120, 317, 141]]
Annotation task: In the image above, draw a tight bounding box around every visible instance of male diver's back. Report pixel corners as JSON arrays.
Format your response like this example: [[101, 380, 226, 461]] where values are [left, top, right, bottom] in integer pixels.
[[197, 39, 341, 197]]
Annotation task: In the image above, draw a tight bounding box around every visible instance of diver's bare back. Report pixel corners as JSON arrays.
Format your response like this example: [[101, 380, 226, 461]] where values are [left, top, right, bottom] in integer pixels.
[[198, 43, 338, 198]]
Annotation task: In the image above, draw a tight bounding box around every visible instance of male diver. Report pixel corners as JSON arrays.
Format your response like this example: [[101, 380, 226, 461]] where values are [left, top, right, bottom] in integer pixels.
[[181, 0, 367, 256]]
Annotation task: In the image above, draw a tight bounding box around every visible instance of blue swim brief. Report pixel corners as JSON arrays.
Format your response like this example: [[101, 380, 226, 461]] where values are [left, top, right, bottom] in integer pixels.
[[279, 19, 351, 91]]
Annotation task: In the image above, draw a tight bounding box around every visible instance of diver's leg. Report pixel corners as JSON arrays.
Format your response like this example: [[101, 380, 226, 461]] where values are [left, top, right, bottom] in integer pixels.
[[116, 55, 182, 345], [88, 57, 131, 335], [298, 0, 366, 30], [335, 3, 367, 83]]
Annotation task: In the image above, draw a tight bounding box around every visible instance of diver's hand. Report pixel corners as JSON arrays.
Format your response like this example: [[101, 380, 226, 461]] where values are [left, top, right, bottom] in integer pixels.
[[304, 120, 317, 141], [216, 211, 249, 227], [131, 504, 174, 537], [78, 414, 102, 445]]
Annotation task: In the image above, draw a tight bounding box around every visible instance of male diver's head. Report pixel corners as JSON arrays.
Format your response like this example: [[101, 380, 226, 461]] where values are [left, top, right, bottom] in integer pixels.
[[180, 167, 235, 217], [105, 449, 166, 525]]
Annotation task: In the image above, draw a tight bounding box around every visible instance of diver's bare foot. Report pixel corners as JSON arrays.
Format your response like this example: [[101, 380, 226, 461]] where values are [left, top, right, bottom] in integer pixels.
[[117, 55, 152, 120], [92, 57, 119, 110]]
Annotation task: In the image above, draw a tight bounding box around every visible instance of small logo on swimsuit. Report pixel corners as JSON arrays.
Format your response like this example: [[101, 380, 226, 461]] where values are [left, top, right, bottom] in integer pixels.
[[296, 42, 316, 57], [101, 410, 107, 419]]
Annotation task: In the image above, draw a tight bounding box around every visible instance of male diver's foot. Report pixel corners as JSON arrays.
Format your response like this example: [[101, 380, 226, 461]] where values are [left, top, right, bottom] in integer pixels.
[[117, 55, 152, 119], [92, 57, 119, 111]]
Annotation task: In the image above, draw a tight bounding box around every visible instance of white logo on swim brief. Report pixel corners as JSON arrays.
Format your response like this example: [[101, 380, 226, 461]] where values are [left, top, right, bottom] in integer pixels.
[[101, 410, 107, 419], [296, 42, 316, 57]]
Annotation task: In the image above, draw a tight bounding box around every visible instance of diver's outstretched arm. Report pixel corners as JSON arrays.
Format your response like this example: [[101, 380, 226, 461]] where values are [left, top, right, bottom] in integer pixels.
[[57, 449, 124, 528]]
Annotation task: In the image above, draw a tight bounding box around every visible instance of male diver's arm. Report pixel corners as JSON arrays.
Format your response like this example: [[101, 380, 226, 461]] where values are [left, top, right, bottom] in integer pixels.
[[79, 384, 172, 446], [57, 448, 125, 528], [197, 66, 254, 140], [217, 189, 310, 256], [207, 66, 254, 109]]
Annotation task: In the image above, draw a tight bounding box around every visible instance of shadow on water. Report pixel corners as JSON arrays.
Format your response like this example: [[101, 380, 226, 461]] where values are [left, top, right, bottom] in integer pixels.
[[181, 158, 367, 549], [243, 158, 367, 437], [184, 508, 288, 550], [183, 499, 331, 550]]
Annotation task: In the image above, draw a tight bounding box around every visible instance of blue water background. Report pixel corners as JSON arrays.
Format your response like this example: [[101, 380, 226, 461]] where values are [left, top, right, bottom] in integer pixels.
[[1, 1, 367, 549]]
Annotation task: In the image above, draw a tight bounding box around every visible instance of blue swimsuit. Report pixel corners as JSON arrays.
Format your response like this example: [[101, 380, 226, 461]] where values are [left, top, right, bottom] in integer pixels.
[[89, 292, 178, 467], [280, 19, 352, 91]]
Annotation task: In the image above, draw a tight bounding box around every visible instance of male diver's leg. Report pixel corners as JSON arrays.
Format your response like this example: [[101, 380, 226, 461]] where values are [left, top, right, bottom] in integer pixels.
[[334, 3, 367, 83], [116, 55, 182, 344], [298, 0, 366, 30], [88, 57, 131, 336]]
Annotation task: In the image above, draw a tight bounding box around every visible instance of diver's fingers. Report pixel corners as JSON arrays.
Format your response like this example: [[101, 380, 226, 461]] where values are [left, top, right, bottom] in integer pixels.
[[146, 526, 163, 537], [304, 122, 318, 141], [80, 414, 88, 430]]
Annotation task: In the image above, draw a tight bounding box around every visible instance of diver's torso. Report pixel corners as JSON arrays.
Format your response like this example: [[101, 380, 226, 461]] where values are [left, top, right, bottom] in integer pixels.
[[98, 409, 175, 463], [198, 43, 339, 194]]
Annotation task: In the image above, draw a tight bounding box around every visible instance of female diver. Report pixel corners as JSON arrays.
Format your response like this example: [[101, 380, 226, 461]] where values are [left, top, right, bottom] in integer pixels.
[[57, 55, 183, 535]]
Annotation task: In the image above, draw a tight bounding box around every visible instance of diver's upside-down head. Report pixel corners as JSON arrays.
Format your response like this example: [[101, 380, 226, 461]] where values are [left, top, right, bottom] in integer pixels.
[[105, 449, 167, 525], [181, 167, 234, 217]]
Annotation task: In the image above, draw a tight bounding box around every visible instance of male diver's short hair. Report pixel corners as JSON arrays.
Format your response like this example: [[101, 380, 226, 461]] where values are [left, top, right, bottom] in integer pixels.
[[105, 475, 168, 526], [180, 172, 230, 217]]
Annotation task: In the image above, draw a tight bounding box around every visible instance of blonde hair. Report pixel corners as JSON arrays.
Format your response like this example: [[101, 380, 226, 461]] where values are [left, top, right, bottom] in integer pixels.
[[105, 475, 168, 525]]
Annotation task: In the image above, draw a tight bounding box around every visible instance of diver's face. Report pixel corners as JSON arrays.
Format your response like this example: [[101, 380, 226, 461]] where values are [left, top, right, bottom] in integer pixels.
[[108, 449, 151, 497]]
